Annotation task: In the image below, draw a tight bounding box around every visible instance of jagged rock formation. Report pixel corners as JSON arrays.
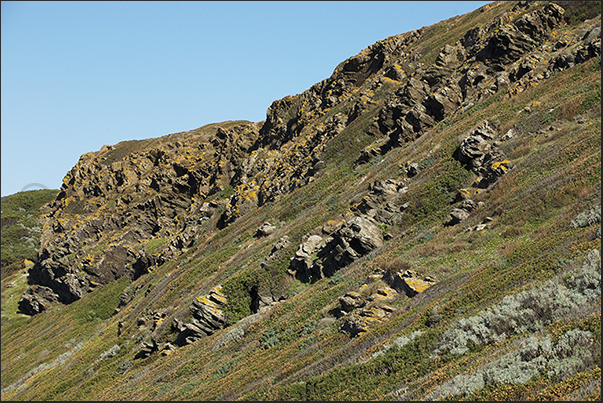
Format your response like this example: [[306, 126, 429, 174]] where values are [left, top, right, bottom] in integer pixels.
[[357, 2, 599, 164], [335, 267, 437, 337], [453, 120, 513, 188], [337, 277, 401, 337], [17, 285, 58, 315], [340, 304, 397, 337], [2, 2, 601, 401], [20, 0, 600, 314], [173, 286, 227, 347], [289, 178, 411, 283], [382, 269, 436, 297], [22, 122, 261, 312], [290, 215, 384, 283], [351, 179, 409, 226]]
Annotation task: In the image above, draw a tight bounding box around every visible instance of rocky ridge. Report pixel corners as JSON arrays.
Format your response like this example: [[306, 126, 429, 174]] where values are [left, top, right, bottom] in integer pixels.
[[19, 1, 601, 348], [2, 1, 600, 401]]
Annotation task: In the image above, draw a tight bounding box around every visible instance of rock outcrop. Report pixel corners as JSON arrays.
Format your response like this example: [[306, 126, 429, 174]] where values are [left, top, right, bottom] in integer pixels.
[[357, 2, 599, 164], [291, 215, 384, 283], [351, 179, 409, 226], [17, 285, 58, 315], [19, 1, 601, 317], [337, 277, 400, 337], [340, 304, 397, 337], [22, 122, 260, 310], [173, 286, 227, 346], [454, 120, 513, 189], [383, 269, 436, 297]]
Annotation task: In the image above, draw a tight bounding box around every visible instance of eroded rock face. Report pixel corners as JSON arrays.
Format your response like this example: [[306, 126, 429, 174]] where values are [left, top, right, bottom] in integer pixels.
[[17, 285, 59, 315], [173, 286, 227, 346], [448, 199, 481, 226], [454, 120, 513, 190], [357, 2, 599, 164], [383, 269, 436, 297], [292, 215, 383, 283], [24, 122, 260, 307], [21, 1, 601, 315], [340, 305, 396, 337], [351, 179, 409, 225]]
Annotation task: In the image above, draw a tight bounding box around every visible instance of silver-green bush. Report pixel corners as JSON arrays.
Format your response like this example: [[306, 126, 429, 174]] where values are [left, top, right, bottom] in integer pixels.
[[427, 329, 597, 400], [569, 205, 601, 228], [434, 250, 600, 355]]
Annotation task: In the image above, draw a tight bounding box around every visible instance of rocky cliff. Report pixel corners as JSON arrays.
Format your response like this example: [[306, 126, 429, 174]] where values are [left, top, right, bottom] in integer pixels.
[[3, 1, 601, 401], [21, 1, 599, 315]]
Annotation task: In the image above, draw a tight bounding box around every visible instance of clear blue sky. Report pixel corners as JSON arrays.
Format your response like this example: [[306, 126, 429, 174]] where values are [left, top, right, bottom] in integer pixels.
[[1, 1, 490, 197]]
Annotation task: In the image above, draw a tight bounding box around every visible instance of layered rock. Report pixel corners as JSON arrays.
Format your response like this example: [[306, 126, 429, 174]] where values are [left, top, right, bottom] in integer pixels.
[[17, 285, 59, 315], [20, 1, 601, 315], [340, 305, 397, 337], [22, 122, 260, 312], [350, 179, 409, 226], [337, 278, 400, 337], [291, 215, 384, 283], [454, 120, 513, 189], [448, 199, 481, 226], [357, 2, 600, 163], [383, 269, 436, 297], [173, 285, 227, 346]]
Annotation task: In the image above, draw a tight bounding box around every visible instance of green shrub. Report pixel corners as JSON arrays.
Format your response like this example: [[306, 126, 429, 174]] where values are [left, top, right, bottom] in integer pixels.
[[569, 205, 601, 228], [402, 157, 472, 225], [299, 319, 318, 336], [579, 88, 601, 113], [260, 327, 281, 349], [1, 189, 58, 273], [222, 268, 261, 324], [553, 1, 602, 26]]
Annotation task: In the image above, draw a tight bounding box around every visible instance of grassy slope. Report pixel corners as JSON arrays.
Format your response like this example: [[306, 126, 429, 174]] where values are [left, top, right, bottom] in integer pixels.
[[1, 1, 600, 400], [1, 189, 59, 323], [1, 189, 58, 276]]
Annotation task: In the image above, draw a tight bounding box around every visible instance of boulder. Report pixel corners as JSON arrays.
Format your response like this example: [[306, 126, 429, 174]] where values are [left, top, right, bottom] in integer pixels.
[[339, 305, 396, 337], [383, 269, 436, 297], [290, 234, 328, 278], [448, 199, 479, 225], [322, 216, 383, 276], [456, 134, 492, 167], [17, 285, 59, 315], [135, 339, 158, 359], [454, 121, 513, 189], [405, 162, 420, 177], [338, 291, 366, 312], [292, 216, 383, 283], [351, 179, 407, 225], [255, 222, 277, 237]]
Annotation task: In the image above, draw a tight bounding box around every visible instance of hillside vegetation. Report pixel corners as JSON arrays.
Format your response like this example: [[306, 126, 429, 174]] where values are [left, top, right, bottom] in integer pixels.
[[1, 1, 600, 400], [1, 189, 59, 277]]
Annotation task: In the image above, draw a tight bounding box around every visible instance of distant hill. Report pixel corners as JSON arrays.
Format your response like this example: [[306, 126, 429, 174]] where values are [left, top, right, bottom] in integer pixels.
[[1, 1, 600, 400], [1, 189, 58, 278]]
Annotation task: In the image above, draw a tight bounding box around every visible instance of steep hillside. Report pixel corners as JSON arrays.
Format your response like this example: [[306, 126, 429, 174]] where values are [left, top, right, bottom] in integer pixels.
[[1, 189, 59, 278], [1, 1, 600, 400], [1, 189, 59, 323]]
